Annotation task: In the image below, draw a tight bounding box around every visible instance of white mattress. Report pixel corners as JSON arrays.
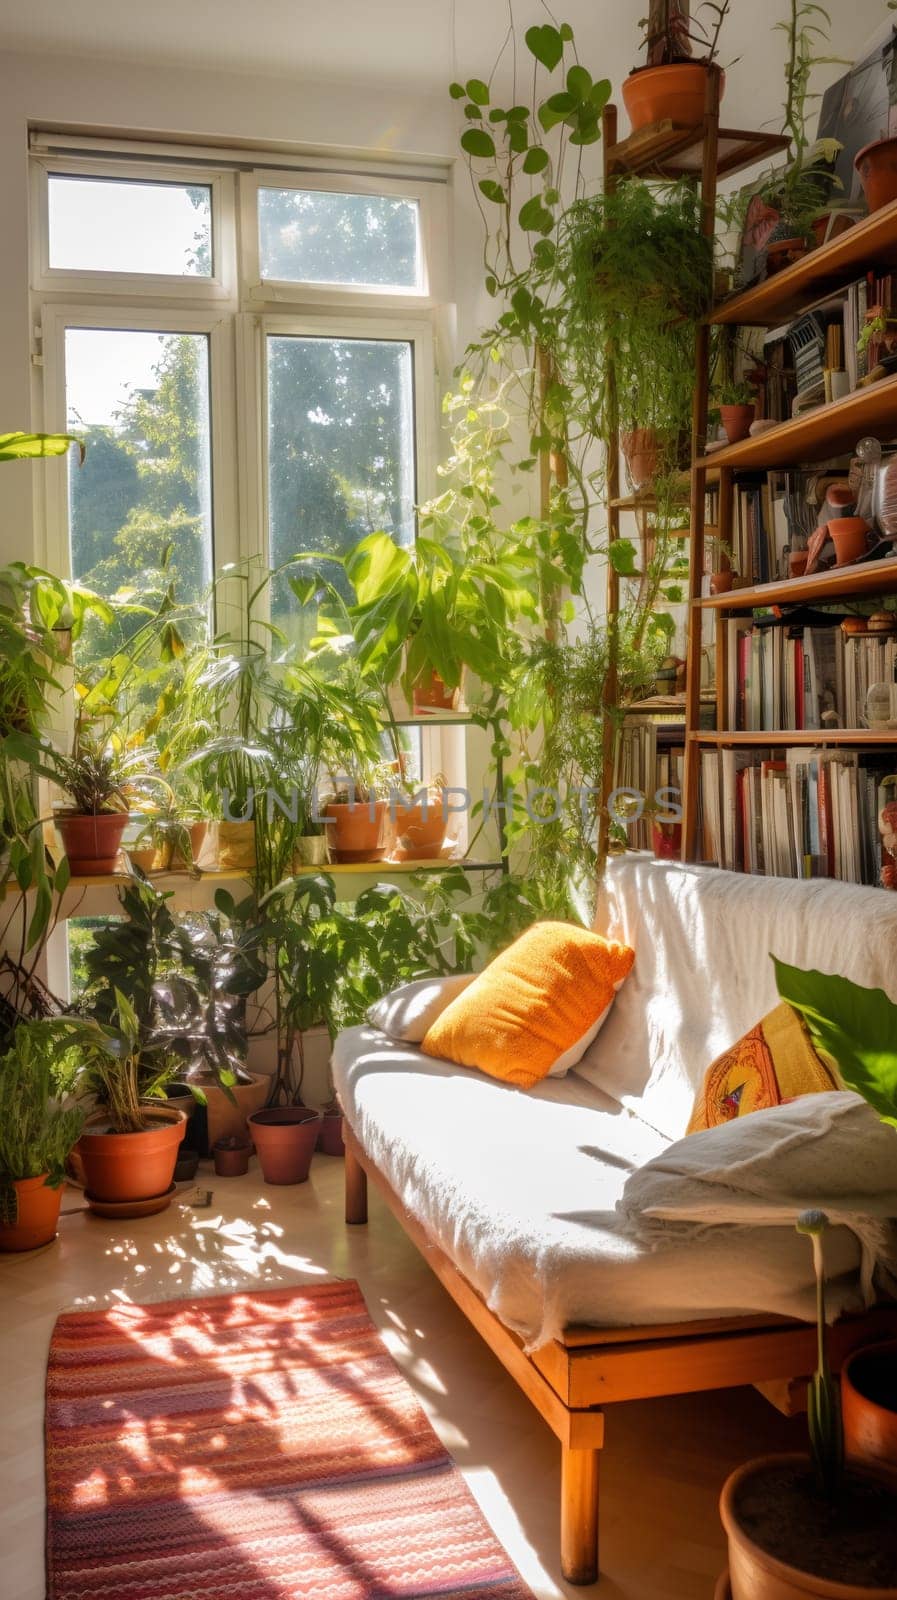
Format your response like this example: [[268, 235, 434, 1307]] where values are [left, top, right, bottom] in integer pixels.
[[332, 1026, 870, 1350]]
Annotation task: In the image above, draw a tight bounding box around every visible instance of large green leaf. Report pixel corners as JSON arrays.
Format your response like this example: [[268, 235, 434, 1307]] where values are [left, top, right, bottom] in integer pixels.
[[460, 128, 496, 160], [345, 532, 412, 606], [0, 432, 84, 464], [524, 23, 563, 71], [773, 957, 897, 1127]]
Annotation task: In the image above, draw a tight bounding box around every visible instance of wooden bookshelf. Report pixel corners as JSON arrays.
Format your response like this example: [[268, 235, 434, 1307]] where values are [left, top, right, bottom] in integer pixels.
[[682, 186, 897, 884], [710, 198, 897, 327], [606, 119, 787, 182]]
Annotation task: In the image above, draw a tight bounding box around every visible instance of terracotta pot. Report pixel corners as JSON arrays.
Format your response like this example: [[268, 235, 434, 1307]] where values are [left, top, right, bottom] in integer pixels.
[[186, 1071, 270, 1155], [622, 62, 725, 133], [789, 550, 809, 578], [843, 1342, 897, 1481], [212, 1138, 251, 1177], [829, 517, 869, 567], [75, 1104, 186, 1204], [720, 405, 755, 445], [620, 426, 659, 491], [720, 1453, 897, 1600], [155, 821, 209, 872], [855, 138, 897, 214], [216, 819, 255, 872], [412, 668, 455, 712], [57, 812, 128, 875], [248, 1107, 321, 1185], [392, 796, 448, 861], [710, 569, 734, 595], [291, 833, 329, 870], [0, 1174, 63, 1251], [316, 1111, 345, 1157], [324, 799, 388, 863]]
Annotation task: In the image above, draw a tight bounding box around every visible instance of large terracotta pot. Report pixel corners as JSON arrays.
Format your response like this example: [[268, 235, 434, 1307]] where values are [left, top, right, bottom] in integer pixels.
[[187, 1071, 270, 1155], [216, 819, 255, 872], [843, 1342, 897, 1480], [75, 1104, 186, 1204], [0, 1174, 63, 1251], [620, 426, 659, 491], [248, 1107, 321, 1185], [720, 404, 755, 445], [622, 63, 725, 133], [57, 812, 128, 875], [855, 138, 897, 214], [720, 1453, 897, 1600], [412, 668, 455, 712], [324, 799, 388, 863], [392, 796, 448, 860], [829, 518, 869, 568]]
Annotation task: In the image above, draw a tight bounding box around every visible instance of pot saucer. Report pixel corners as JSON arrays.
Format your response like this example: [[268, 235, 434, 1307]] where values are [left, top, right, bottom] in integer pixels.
[[84, 1182, 176, 1220]]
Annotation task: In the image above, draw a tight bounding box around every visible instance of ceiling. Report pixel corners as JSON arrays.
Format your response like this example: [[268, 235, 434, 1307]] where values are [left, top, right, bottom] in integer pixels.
[[0, 0, 890, 113]]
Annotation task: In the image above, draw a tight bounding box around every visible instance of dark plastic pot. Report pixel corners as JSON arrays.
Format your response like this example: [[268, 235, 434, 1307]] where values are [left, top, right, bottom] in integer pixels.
[[248, 1107, 321, 1184], [316, 1111, 345, 1157], [173, 1149, 200, 1182], [212, 1138, 251, 1177]]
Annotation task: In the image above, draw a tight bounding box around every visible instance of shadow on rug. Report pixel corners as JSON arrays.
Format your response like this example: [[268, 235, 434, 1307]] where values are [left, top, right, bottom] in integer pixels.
[[46, 1279, 533, 1598]]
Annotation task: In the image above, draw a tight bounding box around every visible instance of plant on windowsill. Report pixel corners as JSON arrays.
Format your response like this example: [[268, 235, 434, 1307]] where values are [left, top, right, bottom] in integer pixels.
[[720, 1209, 897, 1597], [621, 1, 732, 134], [0, 1019, 86, 1252]]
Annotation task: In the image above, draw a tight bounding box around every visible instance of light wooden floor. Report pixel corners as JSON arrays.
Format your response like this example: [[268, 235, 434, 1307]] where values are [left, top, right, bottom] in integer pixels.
[[0, 1158, 806, 1600]]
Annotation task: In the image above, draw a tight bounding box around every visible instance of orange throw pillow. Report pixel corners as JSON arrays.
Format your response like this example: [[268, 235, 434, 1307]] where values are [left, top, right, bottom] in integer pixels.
[[420, 921, 635, 1090], [687, 1002, 840, 1134]]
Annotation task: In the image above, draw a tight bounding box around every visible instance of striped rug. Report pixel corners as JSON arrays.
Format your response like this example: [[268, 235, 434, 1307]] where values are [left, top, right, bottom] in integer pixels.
[[46, 1280, 533, 1599]]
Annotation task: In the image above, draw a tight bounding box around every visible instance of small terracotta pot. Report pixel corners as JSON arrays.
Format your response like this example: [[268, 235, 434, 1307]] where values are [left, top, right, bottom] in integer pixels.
[[189, 1071, 270, 1154], [0, 1174, 63, 1251], [622, 62, 725, 133], [76, 1104, 186, 1204], [710, 568, 734, 595], [620, 426, 659, 491], [829, 517, 869, 567], [324, 800, 388, 863], [412, 668, 455, 712], [291, 834, 329, 870], [720, 404, 755, 445], [720, 1453, 897, 1600], [789, 550, 809, 578], [248, 1107, 321, 1185], [316, 1111, 345, 1157], [216, 819, 255, 872], [212, 1138, 251, 1177], [842, 1341, 897, 1481], [855, 137, 897, 214], [392, 796, 448, 860], [57, 812, 128, 875]]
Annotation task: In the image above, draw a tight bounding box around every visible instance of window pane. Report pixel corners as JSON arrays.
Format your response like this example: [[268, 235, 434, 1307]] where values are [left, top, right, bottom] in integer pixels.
[[66, 328, 213, 608], [267, 335, 415, 636], [258, 188, 420, 288], [48, 176, 212, 276]]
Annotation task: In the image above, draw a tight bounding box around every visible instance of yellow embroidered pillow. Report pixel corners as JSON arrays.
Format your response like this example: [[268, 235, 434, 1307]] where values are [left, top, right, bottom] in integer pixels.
[[687, 1002, 840, 1134], [420, 921, 635, 1089]]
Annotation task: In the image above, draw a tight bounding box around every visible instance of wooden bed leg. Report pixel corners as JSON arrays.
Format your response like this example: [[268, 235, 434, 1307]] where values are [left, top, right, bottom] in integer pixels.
[[345, 1143, 368, 1225], [561, 1438, 601, 1585]]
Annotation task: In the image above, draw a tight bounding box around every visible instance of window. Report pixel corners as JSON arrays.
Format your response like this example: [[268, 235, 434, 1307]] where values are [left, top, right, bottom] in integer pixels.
[[48, 175, 212, 276], [258, 187, 421, 290]]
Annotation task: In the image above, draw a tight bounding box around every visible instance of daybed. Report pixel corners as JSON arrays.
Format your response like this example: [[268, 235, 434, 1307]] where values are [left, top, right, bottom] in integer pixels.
[[332, 856, 897, 1584]]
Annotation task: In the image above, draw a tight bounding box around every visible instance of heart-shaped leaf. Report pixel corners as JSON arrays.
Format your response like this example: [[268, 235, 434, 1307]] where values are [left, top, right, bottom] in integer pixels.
[[566, 64, 592, 99], [524, 23, 563, 72], [460, 128, 496, 159], [466, 77, 490, 105], [523, 145, 549, 174], [478, 179, 506, 204]]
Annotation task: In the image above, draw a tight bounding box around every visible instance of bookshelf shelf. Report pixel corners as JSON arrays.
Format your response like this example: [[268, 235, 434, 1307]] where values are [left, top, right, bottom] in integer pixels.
[[709, 198, 897, 328], [695, 373, 897, 471], [690, 729, 897, 748], [697, 556, 897, 611]]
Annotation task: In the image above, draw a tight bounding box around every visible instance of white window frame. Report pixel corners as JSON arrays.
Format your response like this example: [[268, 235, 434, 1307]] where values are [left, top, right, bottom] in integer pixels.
[[31, 156, 238, 304], [240, 169, 447, 310], [38, 303, 239, 578]]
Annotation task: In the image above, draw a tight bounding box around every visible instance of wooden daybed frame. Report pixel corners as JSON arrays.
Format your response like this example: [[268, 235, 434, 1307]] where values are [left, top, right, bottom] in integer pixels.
[[343, 1121, 897, 1585]]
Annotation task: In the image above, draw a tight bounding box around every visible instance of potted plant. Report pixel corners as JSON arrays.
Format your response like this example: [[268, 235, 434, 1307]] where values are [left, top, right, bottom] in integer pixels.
[[392, 774, 451, 861], [212, 1134, 251, 1176], [0, 1019, 86, 1251], [622, 1, 730, 134], [772, 960, 897, 1485], [720, 1210, 897, 1598], [9, 717, 157, 875], [322, 768, 392, 863], [718, 381, 756, 444], [247, 1104, 321, 1184]]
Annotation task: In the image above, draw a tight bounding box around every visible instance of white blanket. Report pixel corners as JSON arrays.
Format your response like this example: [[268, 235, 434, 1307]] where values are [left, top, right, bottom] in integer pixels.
[[332, 1029, 892, 1349]]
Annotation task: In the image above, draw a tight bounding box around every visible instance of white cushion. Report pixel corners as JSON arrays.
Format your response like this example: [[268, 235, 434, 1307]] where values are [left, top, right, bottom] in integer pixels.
[[367, 973, 475, 1043]]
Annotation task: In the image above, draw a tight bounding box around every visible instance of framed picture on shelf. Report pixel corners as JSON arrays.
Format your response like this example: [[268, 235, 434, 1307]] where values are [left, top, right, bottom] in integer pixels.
[[816, 26, 897, 205]]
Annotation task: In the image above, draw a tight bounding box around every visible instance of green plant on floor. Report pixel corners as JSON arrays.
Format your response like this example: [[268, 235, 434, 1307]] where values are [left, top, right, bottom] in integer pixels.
[[0, 1019, 86, 1224], [74, 874, 267, 1127], [796, 1209, 844, 1500]]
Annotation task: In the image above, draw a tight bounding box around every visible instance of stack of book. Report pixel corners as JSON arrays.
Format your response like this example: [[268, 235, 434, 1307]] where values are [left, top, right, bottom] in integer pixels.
[[700, 748, 896, 885], [725, 619, 897, 732]]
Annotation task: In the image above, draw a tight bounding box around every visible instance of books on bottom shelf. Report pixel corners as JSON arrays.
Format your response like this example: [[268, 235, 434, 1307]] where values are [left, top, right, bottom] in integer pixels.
[[726, 618, 897, 732], [700, 746, 897, 886], [618, 718, 684, 850]]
